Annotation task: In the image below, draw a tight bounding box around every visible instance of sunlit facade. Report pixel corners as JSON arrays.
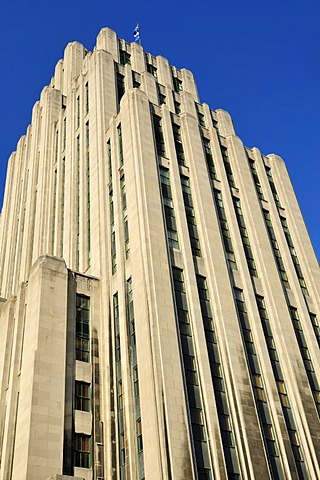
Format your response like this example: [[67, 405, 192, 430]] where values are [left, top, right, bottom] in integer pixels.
[[0, 27, 319, 480]]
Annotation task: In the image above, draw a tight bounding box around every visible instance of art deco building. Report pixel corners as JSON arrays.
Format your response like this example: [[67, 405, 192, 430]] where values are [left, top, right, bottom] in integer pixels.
[[0, 27, 319, 480]]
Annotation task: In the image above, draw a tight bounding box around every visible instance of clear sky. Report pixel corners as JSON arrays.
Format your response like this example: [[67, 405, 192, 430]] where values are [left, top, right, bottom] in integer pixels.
[[0, 0, 319, 260]]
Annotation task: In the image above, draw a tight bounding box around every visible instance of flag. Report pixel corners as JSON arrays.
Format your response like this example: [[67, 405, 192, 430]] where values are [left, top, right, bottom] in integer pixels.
[[133, 24, 140, 42]]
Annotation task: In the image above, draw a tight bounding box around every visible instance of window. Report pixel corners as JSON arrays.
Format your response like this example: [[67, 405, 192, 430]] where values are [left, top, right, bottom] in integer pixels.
[[153, 114, 166, 157], [117, 124, 123, 166], [160, 167, 179, 249], [157, 84, 166, 105], [221, 146, 236, 188], [132, 71, 141, 88], [202, 138, 217, 180], [172, 123, 185, 165], [137, 418, 143, 452], [248, 158, 264, 200], [76, 295, 90, 362], [85, 82, 89, 114], [214, 190, 237, 270], [173, 76, 182, 93], [119, 50, 131, 65], [75, 381, 90, 411], [74, 434, 91, 468], [147, 63, 157, 77], [117, 73, 125, 105], [181, 176, 201, 256]]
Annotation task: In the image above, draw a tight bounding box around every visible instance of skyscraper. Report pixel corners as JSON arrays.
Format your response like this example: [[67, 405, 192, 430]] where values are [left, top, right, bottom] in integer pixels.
[[0, 26, 319, 480]]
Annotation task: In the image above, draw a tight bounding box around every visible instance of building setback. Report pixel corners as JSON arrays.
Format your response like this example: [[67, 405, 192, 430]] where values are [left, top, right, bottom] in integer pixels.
[[0, 27, 319, 480]]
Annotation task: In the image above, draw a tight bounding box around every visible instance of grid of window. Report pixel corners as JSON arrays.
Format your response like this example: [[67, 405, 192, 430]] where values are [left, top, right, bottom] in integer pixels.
[[119, 50, 131, 65], [289, 307, 320, 416], [248, 158, 265, 200], [113, 293, 126, 478], [263, 210, 290, 289], [172, 268, 212, 480], [172, 123, 185, 165], [117, 73, 125, 106], [202, 138, 217, 181], [221, 146, 236, 188], [196, 276, 241, 478], [74, 434, 91, 468], [76, 295, 90, 362], [120, 175, 129, 258], [256, 296, 309, 478], [152, 114, 166, 157], [233, 197, 257, 277], [214, 190, 237, 270], [181, 176, 201, 257], [234, 289, 284, 478], [159, 167, 179, 249], [265, 166, 281, 208], [75, 381, 90, 411], [126, 278, 144, 479], [280, 217, 309, 296]]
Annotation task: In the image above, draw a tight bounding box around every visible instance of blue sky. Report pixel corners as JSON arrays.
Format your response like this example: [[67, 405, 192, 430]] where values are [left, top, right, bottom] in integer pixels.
[[0, 0, 319, 260]]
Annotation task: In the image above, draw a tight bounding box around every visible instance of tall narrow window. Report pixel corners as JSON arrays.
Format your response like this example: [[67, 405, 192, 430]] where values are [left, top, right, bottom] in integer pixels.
[[147, 63, 157, 77], [75, 382, 90, 411], [153, 114, 166, 157], [86, 121, 91, 267], [248, 157, 265, 200], [85, 82, 89, 115], [159, 167, 179, 249], [76, 95, 80, 128], [233, 197, 257, 277], [76, 295, 90, 362], [119, 50, 131, 65], [172, 123, 185, 165], [181, 176, 201, 256], [60, 157, 65, 257], [214, 190, 237, 270], [117, 73, 125, 106], [120, 175, 129, 258], [173, 76, 182, 93], [157, 84, 166, 105], [265, 166, 281, 207], [221, 146, 236, 188], [202, 138, 217, 181], [118, 124, 123, 167], [263, 210, 290, 289], [76, 135, 80, 270], [74, 434, 91, 468], [280, 216, 309, 296]]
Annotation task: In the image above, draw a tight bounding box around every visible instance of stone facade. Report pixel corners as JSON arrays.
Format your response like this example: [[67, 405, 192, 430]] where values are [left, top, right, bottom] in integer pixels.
[[0, 27, 319, 480]]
